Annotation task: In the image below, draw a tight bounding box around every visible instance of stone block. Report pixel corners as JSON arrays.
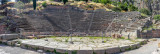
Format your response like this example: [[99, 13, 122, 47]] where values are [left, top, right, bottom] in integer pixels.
[[105, 47, 121, 54], [6, 41, 12, 46], [158, 43, 160, 48], [43, 46, 55, 52], [2, 40, 7, 43], [20, 43, 27, 48], [76, 50, 93, 54], [37, 50, 44, 53], [149, 38, 157, 41], [26, 36, 35, 39], [136, 43, 141, 48], [120, 45, 130, 52], [1, 34, 19, 40], [15, 43, 21, 47], [56, 48, 68, 53], [130, 44, 137, 49], [94, 49, 105, 54], [38, 45, 45, 50], [11, 41, 17, 45], [29, 44, 37, 50]]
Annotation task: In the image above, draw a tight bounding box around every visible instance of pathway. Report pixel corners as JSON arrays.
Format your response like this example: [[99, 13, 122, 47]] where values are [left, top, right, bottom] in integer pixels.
[[0, 44, 41, 54], [120, 38, 160, 54]]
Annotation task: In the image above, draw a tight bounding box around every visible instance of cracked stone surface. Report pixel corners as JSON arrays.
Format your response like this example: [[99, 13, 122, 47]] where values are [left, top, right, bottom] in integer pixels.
[[20, 37, 144, 50]]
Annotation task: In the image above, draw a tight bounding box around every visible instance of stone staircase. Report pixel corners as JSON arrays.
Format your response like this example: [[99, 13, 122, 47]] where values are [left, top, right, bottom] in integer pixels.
[[13, 18, 35, 31]]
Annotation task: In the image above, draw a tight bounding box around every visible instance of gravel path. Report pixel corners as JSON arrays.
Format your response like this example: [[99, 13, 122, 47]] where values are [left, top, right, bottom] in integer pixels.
[[0, 44, 42, 54], [119, 39, 160, 54]]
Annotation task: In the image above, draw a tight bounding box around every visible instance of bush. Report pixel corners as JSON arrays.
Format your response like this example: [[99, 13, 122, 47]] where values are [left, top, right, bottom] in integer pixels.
[[63, 0, 68, 4], [1, 0, 8, 5], [154, 15, 160, 21], [139, 8, 151, 15], [92, 0, 112, 4], [80, 0, 88, 3], [49, 0, 54, 1], [33, 0, 37, 10], [112, 1, 119, 6], [42, 1, 47, 7], [14, 1, 25, 9], [72, 50, 77, 54], [119, 2, 128, 11], [128, 4, 138, 11], [112, 7, 122, 12]]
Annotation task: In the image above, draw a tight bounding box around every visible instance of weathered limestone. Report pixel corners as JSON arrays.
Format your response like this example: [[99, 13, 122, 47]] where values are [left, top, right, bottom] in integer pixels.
[[56, 48, 68, 53], [76, 50, 93, 54], [120, 45, 130, 52], [6, 41, 12, 46], [0, 34, 19, 40], [158, 43, 160, 48], [105, 47, 121, 54], [43, 46, 55, 52], [7, 38, 146, 54], [93, 48, 106, 54]]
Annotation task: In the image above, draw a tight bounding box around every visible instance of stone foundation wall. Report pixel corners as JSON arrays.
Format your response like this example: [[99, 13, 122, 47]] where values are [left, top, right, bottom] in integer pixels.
[[138, 29, 160, 38], [10, 39, 146, 54]]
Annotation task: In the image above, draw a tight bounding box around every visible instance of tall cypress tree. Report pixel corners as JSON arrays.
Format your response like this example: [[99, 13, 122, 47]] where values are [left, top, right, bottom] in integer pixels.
[[85, 0, 88, 3], [63, 0, 68, 4], [1, 0, 8, 5], [33, 0, 37, 10]]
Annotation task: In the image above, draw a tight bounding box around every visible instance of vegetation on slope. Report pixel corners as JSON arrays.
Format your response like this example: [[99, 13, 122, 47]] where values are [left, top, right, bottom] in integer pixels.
[[34, 0, 138, 12]]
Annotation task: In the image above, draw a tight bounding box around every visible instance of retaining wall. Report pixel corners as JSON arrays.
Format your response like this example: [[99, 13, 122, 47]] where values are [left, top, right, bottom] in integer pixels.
[[5, 39, 147, 54]]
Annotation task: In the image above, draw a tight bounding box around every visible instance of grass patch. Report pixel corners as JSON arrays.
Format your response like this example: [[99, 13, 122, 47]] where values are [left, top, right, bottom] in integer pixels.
[[72, 50, 77, 54]]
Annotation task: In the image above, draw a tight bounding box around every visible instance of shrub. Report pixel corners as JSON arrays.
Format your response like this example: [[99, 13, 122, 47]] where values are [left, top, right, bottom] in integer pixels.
[[139, 8, 151, 15], [154, 15, 160, 21], [112, 7, 122, 12], [120, 37, 125, 39], [92, 0, 112, 4], [65, 52, 68, 54], [14, 1, 25, 9], [33, 0, 37, 10], [119, 2, 128, 11], [128, 4, 138, 11], [80, 0, 88, 3], [72, 50, 77, 54], [63, 0, 68, 4], [42, 1, 47, 7], [49, 0, 54, 1], [1, 0, 8, 5], [54, 49, 57, 53], [93, 51, 96, 54], [112, 1, 119, 6]]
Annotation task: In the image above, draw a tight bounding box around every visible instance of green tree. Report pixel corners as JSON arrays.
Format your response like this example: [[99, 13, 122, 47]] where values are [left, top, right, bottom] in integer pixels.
[[1, 0, 8, 5], [154, 15, 160, 21], [14, 1, 25, 9], [128, 4, 138, 11], [119, 2, 128, 11], [42, 1, 47, 7], [63, 0, 68, 4], [85, 0, 88, 3], [33, 0, 37, 10], [154, 15, 160, 24]]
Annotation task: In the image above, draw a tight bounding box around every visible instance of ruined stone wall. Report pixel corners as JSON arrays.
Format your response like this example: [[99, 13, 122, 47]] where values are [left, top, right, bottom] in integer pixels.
[[21, 5, 144, 33], [138, 29, 160, 38], [3, 4, 150, 38]]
